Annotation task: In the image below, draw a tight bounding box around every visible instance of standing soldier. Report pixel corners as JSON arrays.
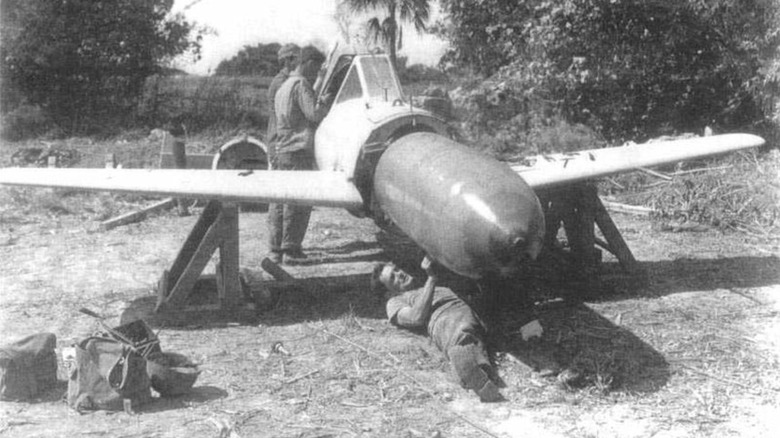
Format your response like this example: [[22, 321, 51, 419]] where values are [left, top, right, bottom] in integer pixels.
[[267, 46, 331, 264], [266, 43, 300, 158]]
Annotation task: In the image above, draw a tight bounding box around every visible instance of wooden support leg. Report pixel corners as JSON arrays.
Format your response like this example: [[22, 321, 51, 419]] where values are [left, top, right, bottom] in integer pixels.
[[536, 184, 642, 298], [562, 186, 600, 271], [156, 201, 245, 313], [557, 186, 602, 296], [216, 203, 242, 308], [541, 186, 600, 271], [538, 193, 563, 250], [590, 193, 641, 275]]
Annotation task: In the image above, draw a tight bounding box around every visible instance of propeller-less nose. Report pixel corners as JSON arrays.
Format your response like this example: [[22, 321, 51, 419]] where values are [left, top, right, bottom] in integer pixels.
[[374, 132, 546, 279]]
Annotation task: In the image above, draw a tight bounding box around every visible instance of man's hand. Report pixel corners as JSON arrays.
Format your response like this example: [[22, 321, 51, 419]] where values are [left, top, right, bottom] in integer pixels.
[[318, 92, 334, 107], [392, 256, 438, 328], [421, 256, 439, 279]]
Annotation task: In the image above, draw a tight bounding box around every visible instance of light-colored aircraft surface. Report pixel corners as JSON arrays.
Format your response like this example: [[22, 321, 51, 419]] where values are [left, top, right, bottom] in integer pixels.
[[0, 45, 765, 280]]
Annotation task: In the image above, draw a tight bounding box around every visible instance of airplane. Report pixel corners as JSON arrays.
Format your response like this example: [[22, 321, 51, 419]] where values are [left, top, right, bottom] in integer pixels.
[[0, 44, 766, 283]]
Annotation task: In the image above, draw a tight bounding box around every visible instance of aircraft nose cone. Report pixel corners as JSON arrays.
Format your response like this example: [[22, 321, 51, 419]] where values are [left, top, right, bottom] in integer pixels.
[[513, 225, 544, 262], [511, 236, 539, 261], [374, 132, 546, 279], [486, 210, 545, 275]]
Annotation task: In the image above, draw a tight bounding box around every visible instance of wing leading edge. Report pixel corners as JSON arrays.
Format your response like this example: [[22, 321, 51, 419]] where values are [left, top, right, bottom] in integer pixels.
[[513, 133, 765, 189], [0, 168, 364, 209]]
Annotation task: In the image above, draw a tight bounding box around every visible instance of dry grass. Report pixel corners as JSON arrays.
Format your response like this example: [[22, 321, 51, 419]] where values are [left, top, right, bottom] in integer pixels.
[[606, 149, 780, 237]]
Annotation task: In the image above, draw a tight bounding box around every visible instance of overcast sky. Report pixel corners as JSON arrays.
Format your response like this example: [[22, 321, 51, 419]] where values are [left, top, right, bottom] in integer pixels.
[[172, 0, 448, 75]]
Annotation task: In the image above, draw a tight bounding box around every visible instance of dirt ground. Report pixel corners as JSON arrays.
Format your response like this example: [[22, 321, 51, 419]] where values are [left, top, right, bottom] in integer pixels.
[[1, 190, 780, 437]]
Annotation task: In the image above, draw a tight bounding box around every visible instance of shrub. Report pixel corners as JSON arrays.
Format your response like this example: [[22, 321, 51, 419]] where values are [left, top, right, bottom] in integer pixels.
[[0, 104, 56, 141], [436, 0, 780, 142], [449, 79, 604, 160], [137, 74, 270, 132]]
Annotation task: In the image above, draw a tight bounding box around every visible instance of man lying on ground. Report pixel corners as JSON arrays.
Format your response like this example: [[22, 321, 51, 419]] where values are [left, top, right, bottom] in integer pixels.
[[373, 256, 544, 402]]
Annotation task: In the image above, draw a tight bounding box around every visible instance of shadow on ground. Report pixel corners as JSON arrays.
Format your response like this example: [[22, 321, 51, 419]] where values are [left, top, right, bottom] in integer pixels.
[[120, 264, 671, 396], [119, 232, 766, 396], [525, 255, 780, 303], [640, 255, 780, 294], [120, 271, 385, 329], [500, 300, 670, 394]]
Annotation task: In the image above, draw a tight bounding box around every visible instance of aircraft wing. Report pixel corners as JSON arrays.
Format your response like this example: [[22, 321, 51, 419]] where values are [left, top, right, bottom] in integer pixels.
[[0, 168, 364, 209], [512, 133, 765, 189]]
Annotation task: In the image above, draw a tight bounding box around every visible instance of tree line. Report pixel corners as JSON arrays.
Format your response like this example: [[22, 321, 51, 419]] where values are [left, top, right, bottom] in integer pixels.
[[213, 43, 283, 77], [1, 0, 778, 142]]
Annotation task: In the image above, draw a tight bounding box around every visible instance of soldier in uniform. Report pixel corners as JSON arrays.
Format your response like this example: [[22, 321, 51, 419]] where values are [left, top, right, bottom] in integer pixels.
[[267, 46, 330, 264], [266, 43, 300, 153], [373, 257, 532, 402]]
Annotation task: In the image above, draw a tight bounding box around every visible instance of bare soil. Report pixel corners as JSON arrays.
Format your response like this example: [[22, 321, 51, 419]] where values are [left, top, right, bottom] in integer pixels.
[[1, 165, 780, 437], [0, 193, 780, 437]]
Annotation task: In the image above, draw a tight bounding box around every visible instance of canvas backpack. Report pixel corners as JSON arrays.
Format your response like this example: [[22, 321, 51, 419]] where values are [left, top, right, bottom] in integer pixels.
[[0, 332, 58, 401], [66, 336, 153, 412]]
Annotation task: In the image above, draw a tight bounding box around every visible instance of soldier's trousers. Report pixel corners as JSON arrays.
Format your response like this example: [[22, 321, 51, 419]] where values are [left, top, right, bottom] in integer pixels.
[[267, 150, 313, 253]]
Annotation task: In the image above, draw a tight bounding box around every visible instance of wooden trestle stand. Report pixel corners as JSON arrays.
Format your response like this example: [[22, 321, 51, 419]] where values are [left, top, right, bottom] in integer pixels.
[[156, 200, 245, 313], [152, 184, 642, 312], [538, 183, 644, 292]]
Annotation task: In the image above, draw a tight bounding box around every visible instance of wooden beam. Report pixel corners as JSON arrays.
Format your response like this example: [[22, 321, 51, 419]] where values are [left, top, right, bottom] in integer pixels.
[[216, 203, 242, 308], [260, 257, 296, 282], [592, 194, 640, 274], [101, 198, 176, 230], [156, 201, 245, 313], [168, 201, 221, 283], [537, 184, 642, 295], [164, 208, 226, 307], [600, 199, 653, 217], [637, 167, 672, 181]]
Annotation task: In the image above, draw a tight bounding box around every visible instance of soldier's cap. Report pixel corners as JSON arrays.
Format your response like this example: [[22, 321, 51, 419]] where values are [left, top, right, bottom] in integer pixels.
[[299, 45, 326, 64], [278, 43, 300, 60]]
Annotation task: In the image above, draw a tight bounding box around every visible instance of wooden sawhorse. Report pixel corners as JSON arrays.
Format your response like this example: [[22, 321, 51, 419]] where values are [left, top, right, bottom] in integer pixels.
[[536, 183, 644, 294], [155, 200, 245, 313]]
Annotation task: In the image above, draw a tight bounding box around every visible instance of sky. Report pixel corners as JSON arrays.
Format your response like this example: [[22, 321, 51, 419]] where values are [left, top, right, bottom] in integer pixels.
[[171, 0, 449, 75]]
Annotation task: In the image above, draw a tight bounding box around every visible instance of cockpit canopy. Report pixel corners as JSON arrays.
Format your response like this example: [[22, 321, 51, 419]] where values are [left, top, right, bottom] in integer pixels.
[[319, 54, 405, 107]]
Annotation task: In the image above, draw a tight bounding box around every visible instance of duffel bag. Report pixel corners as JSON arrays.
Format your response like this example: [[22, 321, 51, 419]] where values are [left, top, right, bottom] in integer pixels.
[[66, 336, 151, 411], [0, 332, 58, 401]]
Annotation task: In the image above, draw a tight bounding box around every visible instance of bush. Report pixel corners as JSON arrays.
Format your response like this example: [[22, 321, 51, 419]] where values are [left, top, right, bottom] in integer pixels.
[[137, 74, 270, 132], [1, 0, 202, 137], [436, 0, 780, 142], [448, 79, 604, 159], [0, 104, 57, 141], [399, 63, 449, 84]]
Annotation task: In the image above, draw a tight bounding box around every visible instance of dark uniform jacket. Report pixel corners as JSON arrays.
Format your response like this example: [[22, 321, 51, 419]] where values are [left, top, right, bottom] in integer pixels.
[[273, 73, 327, 156], [266, 67, 290, 145]]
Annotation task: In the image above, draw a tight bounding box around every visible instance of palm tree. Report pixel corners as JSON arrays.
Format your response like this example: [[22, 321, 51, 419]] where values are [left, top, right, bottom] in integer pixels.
[[344, 0, 430, 69]]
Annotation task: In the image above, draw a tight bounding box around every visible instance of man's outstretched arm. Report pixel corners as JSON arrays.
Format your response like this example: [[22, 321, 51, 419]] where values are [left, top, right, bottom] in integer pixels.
[[296, 81, 330, 123], [392, 257, 438, 328]]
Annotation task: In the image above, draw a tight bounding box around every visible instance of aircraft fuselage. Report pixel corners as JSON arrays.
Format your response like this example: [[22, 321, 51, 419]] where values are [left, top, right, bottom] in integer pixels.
[[373, 132, 546, 278], [313, 51, 546, 278]]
